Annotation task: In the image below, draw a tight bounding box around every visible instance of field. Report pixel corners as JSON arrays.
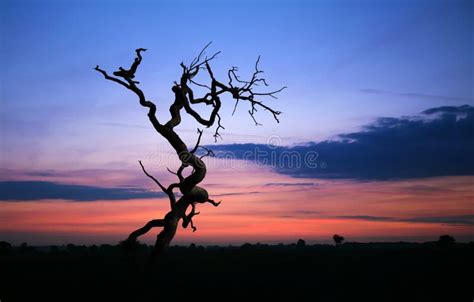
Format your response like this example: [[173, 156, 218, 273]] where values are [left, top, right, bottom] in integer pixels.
[[1, 241, 473, 301]]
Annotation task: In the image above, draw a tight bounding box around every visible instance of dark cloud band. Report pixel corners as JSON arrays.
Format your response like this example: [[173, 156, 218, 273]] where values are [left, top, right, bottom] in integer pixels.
[[209, 105, 474, 180], [0, 181, 165, 201]]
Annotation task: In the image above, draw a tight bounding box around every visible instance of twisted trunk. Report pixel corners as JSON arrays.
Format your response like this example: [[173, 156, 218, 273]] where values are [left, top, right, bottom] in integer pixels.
[[130, 87, 208, 255], [95, 45, 283, 258]]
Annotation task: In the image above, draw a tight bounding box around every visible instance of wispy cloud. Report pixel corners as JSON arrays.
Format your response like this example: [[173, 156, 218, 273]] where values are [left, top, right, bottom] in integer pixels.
[[265, 182, 316, 187], [279, 210, 322, 218], [336, 215, 474, 226], [0, 181, 165, 201], [336, 215, 394, 222], [360, 88, 473, 102], [213, 191, 262, 197], [404, 215, 474, 226], [22, 170, 70, 177]]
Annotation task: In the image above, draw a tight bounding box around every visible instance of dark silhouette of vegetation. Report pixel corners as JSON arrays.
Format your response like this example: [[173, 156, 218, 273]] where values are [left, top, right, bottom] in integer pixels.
[[297, 238, 306, 248], [333, 234, 345, 245], [95, 44, 285, 258], [437, 234, 456, 248], [0, 241, 12, 254], [1, 239, 473, 300], [19, 242, 34, 253]]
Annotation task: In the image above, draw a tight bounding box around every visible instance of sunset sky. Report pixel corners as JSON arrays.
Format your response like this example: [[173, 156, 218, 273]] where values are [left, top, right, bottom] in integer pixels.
[[1, 0, 473, 245]]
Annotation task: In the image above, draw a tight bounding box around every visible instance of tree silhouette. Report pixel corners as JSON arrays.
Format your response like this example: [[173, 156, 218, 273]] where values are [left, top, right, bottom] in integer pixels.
[[333, 234, 345, 245], [0, 241, 12, 254], [296, 239, 306, 248], [95, 44, 285, 258], [437, 235, 455, 248]]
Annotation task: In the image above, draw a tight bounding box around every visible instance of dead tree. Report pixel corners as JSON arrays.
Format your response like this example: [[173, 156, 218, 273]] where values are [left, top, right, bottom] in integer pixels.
[[95, 44, 285, 257]]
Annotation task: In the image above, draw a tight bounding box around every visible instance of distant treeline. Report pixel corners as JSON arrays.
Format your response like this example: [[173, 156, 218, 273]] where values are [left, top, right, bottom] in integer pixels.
[[0, 234, 468, 254]]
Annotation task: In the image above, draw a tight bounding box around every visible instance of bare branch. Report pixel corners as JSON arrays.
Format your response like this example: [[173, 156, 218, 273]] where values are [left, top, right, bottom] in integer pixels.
[[249, 108, 263, 126], [139, 160, 178, 209], [198, 146, 215, 159], [176, 165, 186, 182], [167, 165, 186, 183], [232, 99, 240, 115], [189, 79, 212, 90], [191, 129, 204, 154], [213, 113, 225, 142], [253, 86, 287, 98], [191, 50, 221, 73], [139, 160, 167, 192], [113, 48, 147, 79], [94, 65, 130, 89], [207, 199, 221, 207], [182, 53, 284, 131], [127, 219, 165, 242], [189, 42, 212, 70], [167, 167, 178, 176], [189, 128, 215, 158], [182, 203, 200, 232], [189, 218, 198, 232]]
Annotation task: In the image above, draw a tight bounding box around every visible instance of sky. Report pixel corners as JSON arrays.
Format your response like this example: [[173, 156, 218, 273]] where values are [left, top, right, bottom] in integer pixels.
[[0, 0, 473, 245]]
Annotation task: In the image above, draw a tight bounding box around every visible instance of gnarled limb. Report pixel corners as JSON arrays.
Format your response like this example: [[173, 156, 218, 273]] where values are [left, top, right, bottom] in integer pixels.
[[113, 48, 147, 80], [208, 199, 221, 207], [182, 203, 200, 232], [127, 219, 165, 242]]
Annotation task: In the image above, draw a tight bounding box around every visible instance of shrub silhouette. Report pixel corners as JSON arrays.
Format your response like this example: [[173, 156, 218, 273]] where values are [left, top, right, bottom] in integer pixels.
[[19, 242, 33, 253], [437, 235, 455, 248], [333, 234, 345, 245], [297, 239, 306, 248], [0, 241, 12, 254]]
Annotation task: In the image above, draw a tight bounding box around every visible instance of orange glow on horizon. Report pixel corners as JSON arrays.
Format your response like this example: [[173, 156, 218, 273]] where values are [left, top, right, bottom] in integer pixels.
[[1, 170, 473, 245]]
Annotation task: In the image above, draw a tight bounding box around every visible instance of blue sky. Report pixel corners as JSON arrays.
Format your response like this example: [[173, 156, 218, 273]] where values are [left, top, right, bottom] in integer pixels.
[[1, 0, 473, 245], [1, 0, 472, 169]]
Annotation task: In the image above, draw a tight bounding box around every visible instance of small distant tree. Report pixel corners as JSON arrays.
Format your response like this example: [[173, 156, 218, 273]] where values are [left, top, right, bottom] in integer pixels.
[[240, 243, 253, 250], [0, 241, 12, 254], [19, 242, 33, 253], [333, 234, 345, 245], [89, 245, 98, 253], [297, 239, 306, 248], [437, 235, 455, 248]]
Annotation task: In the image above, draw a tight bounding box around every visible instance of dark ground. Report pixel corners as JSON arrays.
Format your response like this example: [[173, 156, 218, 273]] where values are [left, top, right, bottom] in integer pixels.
[[1, 241, 473, 301]]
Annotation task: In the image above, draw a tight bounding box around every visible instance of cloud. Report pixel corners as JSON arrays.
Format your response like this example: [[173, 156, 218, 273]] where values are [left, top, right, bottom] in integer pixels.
[[361, 89, 473, 102], [265, 182, 316, 187], [336, 215, 474, 226], [404, 215, 474, 225], [209, 105, 474, 180], [0, 181, 166, 201], [422, 105, 474, 115], [336, 215, 394, 222], [279, 210, 322, 218], [212, 191, 262, 197], [23, 170, 70, 177]]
